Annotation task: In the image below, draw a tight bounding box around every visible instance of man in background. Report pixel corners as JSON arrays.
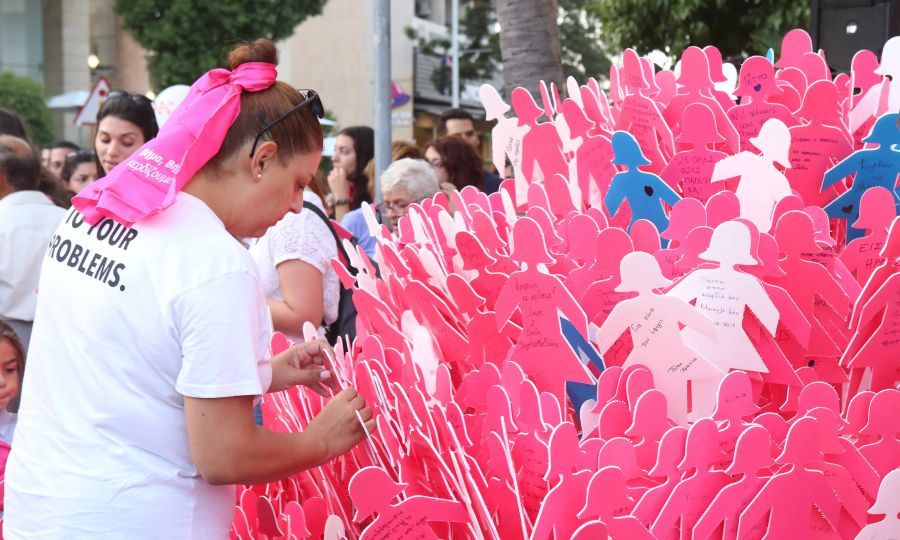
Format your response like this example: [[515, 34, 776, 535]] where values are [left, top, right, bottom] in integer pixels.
[[438, 109, 502, 194]]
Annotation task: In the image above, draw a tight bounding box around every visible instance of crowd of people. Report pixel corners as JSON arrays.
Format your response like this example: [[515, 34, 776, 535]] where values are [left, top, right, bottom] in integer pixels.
[[0, 37, 505, 537]]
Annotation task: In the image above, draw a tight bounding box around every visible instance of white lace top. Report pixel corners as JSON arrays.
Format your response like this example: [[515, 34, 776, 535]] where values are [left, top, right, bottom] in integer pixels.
[[249, 191, 339, 341]]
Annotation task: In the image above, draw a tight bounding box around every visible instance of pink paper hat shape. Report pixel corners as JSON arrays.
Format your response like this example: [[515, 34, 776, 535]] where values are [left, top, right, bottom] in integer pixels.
[[795, 80, 842, 124], [349, 467, 407, 521], [712, 370, 760, 420], [615, 251, 672, 293], [775, 415, 822, 466], [649, 426, 689, 477], [701, 221, 758, 266], [705, 191, 741, 228], [703, 46, 727, 82], [774, 211, 820, 255], [662, 197, 707, 240], [869, 468, 900, 515], [677, 46, 714, 89], [854, 187, 897, 229], [510, 216, 555, 266], [735, 56, 778, 97], [749, 118, 792, 168], [446, 273, 485, 313], [511, 87, 544, 123], [776, 29, 813, 68], [679, 418, 725, 470], [725, 425, 774, 475], [675, 103, 725, 145]]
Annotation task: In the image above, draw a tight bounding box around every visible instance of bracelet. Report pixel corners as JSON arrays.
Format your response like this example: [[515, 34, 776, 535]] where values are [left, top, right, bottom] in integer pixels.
[[332, 198, 351, 207]]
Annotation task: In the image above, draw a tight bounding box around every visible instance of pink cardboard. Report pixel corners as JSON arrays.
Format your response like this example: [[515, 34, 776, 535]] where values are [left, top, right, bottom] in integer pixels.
[[728, 56, 798, 151], [840, 187, 896, 286], [511, 87, 568, 193], [856, 469, 900, 539], [559, 98, 616, 206], [858, 389, 900, 477], [660, 103, 730, 203], [579, 466, 653, 539], [632, 426, 688, 527], [705, 190, 741, 228]]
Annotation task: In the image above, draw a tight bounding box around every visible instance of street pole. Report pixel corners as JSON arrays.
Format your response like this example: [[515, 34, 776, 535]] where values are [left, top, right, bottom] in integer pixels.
[[451, 0, 460, 108], [373, 0, 391, 206]]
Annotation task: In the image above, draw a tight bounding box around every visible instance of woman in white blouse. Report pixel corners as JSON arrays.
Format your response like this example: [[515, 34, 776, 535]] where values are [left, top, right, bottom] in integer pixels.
[[250, 178, 339, 342]]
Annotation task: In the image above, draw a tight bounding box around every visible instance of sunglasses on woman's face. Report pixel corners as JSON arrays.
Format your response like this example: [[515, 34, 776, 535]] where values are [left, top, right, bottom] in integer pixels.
[[249, 89, 325, 158]]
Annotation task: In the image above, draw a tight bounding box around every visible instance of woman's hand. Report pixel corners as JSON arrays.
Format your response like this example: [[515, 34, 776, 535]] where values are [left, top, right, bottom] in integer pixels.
[[307, 388, 376, 460], [269, 339, 339, 395], [327, 167, 351, 200]]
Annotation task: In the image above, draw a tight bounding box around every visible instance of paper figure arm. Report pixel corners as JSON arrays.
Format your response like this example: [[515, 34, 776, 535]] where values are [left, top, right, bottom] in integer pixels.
[[744, 279, 779, 335], [813, 266, 853, 319], [692, 486, 732, 540], [821, 153, 859, 190], [653, 176, 682, 207], [737, 476, 777, 539], [856, 274, 899, 331], [605, 177, 628, 217], [401, 496, 470, 524], [494, 279, 520, 330], [650, 486, 684, 537], [671, 297, 717, 340], [590, 302, 631, 354], [763, 283, 812, 347], [665, 272, 700, 304], [710, 153, 745, 183]]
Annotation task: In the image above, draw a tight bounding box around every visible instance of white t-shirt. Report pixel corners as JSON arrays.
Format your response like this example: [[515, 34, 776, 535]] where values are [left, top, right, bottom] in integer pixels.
[[249, 191, 338, 342], [4, 193, 272, 539]]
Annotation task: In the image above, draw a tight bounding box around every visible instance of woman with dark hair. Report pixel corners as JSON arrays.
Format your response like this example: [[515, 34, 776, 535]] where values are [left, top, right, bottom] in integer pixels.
[[93, 90, 159, 177], [424, 135, 484, 191], [6, 38, 372, 539], [60, 150, 98, 195], [327, 125, 373, 221]]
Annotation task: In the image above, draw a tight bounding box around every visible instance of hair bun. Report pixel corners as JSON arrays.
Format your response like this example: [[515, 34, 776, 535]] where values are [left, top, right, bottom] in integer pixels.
[[227, 38, 278, 69]]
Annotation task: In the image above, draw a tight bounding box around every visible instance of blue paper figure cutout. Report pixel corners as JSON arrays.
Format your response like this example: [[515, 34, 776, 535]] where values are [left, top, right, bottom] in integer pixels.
[[821, 113, 900, 241], [605, 131, 681, 247]]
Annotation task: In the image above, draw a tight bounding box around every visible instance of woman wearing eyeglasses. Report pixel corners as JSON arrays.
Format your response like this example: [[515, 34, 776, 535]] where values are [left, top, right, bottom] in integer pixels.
[[5, 39, 373, 539], [94, 90, 159, 177], [424, 135, 484, 192], [377, 158, 441, 230]]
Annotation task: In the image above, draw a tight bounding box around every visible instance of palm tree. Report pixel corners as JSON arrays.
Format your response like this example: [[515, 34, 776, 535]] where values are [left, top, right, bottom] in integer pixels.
[[497, 0, 564, 95]]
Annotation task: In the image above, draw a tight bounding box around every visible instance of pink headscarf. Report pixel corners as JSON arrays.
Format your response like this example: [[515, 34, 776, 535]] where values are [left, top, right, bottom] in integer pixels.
[[73, 62, 277, 226]]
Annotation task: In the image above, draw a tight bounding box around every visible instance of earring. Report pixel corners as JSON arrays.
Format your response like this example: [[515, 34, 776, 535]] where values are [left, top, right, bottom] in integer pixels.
[[257, 172, 262, 179]]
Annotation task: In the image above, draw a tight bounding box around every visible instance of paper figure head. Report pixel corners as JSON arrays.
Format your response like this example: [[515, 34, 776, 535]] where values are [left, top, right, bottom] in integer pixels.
[[874, 35, 900, 76], [777, 29, 813, 68], [446, 273, 485, 313], [701, 221, 758, 266], [455, 230, 497, 270], [647, 426, 688, 478], [735, 56, 778, 97], [861, 389, 900, 436], [676, 103, 725, 145], [479, 83, 511, 120], [679, 418, 724, 469], [881, 217, 900, 259], [580, 466, 630, 519], [713, 371, 760, 420], [869, 468, 900, 515], [622, 49, 650, 90], [775, 211, 820, 255], [559, 98, 593, 137], [349, 466, 407, 521], [776, 415, 822, 466], [703, 46, 727, 82], [611, 131, 652, 166], [615, 251, 672, 293], [642, 57, 661, 95], [797, 52, 829, 82], [804, 407, 848, 455], [662, 197, 707, 240], [566, 214, 601, 261], [754, 233, 786, 277], [706, 191, 741, 228], [853, 187, 897, 230], [510, 216, 554, 266], [511, 87, 544, 123], [777, 67, 809, 95], [726, 425, 774, 475], [749, 118, 792, 168], [862, 112, 900, 145], [851, 49, 882, 88], [677, 46, 714, 89], [795, 80, 841, 125]]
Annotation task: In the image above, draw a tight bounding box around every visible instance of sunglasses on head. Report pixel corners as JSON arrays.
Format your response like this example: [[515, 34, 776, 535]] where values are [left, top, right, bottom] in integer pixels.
[[65, 149, 95, 160], [249, 89, 324, 158], [104, 91, 153, 106]]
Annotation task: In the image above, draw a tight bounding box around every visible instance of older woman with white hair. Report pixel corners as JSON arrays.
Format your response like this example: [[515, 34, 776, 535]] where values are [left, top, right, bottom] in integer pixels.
[[377, 158, 440, 230]]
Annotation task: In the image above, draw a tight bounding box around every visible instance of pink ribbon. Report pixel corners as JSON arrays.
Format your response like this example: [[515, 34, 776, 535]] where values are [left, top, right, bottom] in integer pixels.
[[73, 62, 277, 226]]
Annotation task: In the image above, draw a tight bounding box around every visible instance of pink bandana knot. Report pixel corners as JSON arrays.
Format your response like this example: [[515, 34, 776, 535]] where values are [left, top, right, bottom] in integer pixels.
[[73, 62, 278, 226]]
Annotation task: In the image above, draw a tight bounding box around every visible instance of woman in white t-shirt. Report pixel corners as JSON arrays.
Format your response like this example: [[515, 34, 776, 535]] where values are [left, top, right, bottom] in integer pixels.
[[5, 39, 374, 540], [250, 181, 339, 342]]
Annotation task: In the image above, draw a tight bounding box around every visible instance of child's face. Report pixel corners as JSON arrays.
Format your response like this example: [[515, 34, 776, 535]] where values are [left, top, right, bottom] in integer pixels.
[[0, 340, 20, 411]]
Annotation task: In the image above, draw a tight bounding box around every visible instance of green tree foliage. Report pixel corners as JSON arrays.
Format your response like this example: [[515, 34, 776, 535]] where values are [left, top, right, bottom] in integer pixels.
[[591, 0, 810, 60], [0, 71, 54, 145], [114, 0, 327, 89]]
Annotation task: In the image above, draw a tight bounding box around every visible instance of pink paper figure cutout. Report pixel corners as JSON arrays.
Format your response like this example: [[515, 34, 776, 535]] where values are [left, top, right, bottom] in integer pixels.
[[804, 205, 863, 301], [711, 370, 760, 464], [511, 87, 568, 187], [323, 515, 346, 540], [494, 217, 594, 406], [797, 51, 831, 84], [787, 80, 854, 207], [625, 389, 674, 470], [655, 69, 677, 107], [571, 521, 610, 540], [579, 466, 653, 539], [703, 45, 737, 111], [651, 418, 731, 539], [821, 113, 900, 242], [843, 390, 876, 442], [511, 429, 551, 521], [705, 190, 741, 228], [350, 466, 469, 539], [632, 425, 688, 527], [874, 37, 900, 118], [856, 468, 900, 539], [615, 49, 676, 173], [770, 68, 806, 112], [664, 46, 740, 154], [737, 416, 842, 538], [480, 84, 529, 198], [630, 219, 661, 253], [672, 225, 715, 278], [656, 198, 706, 278], [558, 98, 616, 207], [454, 231, 508, 312], [257, 495, 285, 538], [301, 497, 328, 539], [446, 273, 517, 369], [840, 187, 896, 286], [667, 221, 779, 378], [776, 29, 814, 70], [851, 50, 883, 107], [562, 214, 603, 298], [592, 251, 723, 422], [711, 118, 792, 232], [858, 389, 900, 477], [727, 56, 798, 152], [660, 103, 730, 203], [285, 500, 311, 539], [693, 425, 773, 540]]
